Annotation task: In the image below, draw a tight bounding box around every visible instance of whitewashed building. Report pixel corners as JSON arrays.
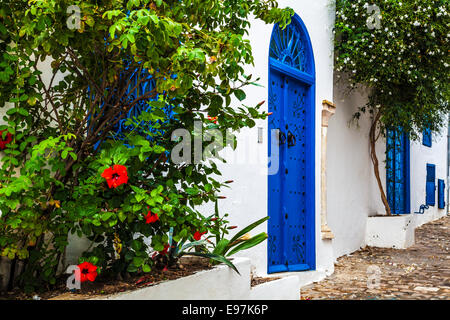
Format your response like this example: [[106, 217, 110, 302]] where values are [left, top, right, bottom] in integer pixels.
[[1, 0, 448, 293], [209, 0, 449, 285]]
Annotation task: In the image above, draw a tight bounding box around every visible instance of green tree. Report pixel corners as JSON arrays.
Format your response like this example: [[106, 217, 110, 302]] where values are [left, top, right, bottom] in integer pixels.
[[334, 0, 449, 215]]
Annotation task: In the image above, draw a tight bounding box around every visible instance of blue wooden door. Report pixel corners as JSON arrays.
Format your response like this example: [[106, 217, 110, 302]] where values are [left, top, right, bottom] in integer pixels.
[[386, 128, 410, 214], [267, 14, 315, 273]]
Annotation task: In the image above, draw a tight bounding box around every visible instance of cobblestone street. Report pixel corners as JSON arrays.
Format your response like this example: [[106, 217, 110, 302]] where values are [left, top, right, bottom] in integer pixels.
[[301, 215, 450, 300]]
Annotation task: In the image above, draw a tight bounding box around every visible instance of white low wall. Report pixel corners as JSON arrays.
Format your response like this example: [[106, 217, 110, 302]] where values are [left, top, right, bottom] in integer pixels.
[[366, 215, 415, 249], [413, 208, 448, 228], [98, 257, 300, 300], [249, 276, 300, 300]]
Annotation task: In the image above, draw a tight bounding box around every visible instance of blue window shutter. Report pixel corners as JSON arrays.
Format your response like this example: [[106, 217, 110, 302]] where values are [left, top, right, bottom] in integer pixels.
[[426, 164, 436, 206], [438, 179, 445, 209], [423, 127, 432, 147]]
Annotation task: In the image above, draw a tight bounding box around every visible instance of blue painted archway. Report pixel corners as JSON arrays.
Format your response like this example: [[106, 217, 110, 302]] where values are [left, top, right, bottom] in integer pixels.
[[267, 13, 316, 273]]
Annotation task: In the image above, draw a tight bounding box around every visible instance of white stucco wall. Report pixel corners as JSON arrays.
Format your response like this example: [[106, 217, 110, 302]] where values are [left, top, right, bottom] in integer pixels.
[[410, 117, 448, 226], [327, 81, 381, 259], [0, 0, 447, 286], [207, 0, 337, 277], [327, 79, 448, 259]]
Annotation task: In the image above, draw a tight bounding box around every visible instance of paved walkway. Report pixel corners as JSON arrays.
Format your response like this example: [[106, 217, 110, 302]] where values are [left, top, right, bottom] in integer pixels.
[[301, 215, 450, 300]]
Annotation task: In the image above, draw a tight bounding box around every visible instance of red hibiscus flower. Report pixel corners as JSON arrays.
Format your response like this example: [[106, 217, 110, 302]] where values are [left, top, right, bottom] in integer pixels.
[[145, 210, 159, 224], [76, 261, 98, 282], [152, 243, 171, 259], [160, 244, 170, 255], [193, 231, 206, 241], [207, 115, 218, 124], [101, 164, 128, 189], [0, 130, 13, 151]]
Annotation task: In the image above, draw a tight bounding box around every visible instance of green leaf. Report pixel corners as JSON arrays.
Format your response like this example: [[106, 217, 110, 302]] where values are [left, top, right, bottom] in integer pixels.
[[101, 212, 113, 221], [234, 89, 246, 101], [185, 187, 199, 195], [127, 33, 135, 43], [132, 256, 144, 267], [149, 14, 159, 24], [118, 211, 127, 222], [127, 264, 138, 273], [184, 252, 240, 275], [179, 239, 207, 254], [109, 220, 117, 227], [132, 239, 142, 251], [142, 264, 151, 273], [226, 216, 269, 253], [212, 239, 230, 256], [226, 232, 268, 257]]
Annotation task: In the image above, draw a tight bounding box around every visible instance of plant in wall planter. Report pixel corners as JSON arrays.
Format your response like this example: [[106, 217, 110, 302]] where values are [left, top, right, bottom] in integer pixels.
[[0, 0, 293, 295], [207, 201, 269, 267]]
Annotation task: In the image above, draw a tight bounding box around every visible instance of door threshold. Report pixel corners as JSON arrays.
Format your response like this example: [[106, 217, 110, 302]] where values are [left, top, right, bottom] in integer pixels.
[[265, 269, 328, 288]]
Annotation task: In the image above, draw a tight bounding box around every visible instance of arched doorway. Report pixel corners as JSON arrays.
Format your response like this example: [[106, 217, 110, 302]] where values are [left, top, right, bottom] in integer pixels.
[[267, 14, 316, 273]]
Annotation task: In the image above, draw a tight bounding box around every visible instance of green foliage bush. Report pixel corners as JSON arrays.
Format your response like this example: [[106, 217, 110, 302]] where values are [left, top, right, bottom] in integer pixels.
[[335, 0, 449, 136], [0, 0, 293, 292]]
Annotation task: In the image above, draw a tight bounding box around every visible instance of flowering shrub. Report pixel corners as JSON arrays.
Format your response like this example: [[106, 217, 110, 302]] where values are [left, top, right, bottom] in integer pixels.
[[0, 130, 12, 150], [101, 165, 129, 189], [76, 261, 98, 283], [335, 0, 449, 132], [334, 0, 449, 214], [0, 0, 292, 292]]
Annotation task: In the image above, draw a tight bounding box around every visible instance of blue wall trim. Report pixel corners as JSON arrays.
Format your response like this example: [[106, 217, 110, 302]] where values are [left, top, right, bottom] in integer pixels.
[[426, 164, 436, 206], [423, 127, 432, 147], [438, 179, 446, 209]]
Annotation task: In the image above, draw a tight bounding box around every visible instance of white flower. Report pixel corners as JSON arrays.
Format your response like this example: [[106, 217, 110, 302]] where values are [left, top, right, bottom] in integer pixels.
[[0, 209, 2, 218], [413, 21, 421, 27]]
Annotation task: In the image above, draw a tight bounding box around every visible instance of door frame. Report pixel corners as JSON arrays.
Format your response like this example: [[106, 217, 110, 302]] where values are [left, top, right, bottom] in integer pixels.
[[267, 13, 316, 273]]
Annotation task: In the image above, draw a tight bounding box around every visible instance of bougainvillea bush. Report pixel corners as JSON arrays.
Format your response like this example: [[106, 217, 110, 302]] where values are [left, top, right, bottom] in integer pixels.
[[334, 0, 449, 214], [0, 0, 293, 292]]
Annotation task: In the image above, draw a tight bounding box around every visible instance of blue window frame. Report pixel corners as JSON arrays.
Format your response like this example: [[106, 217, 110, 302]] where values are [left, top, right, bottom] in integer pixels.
[[386, 128, 410, 214], [438, 179, 446, 209], [423, 127, 432, 147], [426, 164, 436, 206]]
